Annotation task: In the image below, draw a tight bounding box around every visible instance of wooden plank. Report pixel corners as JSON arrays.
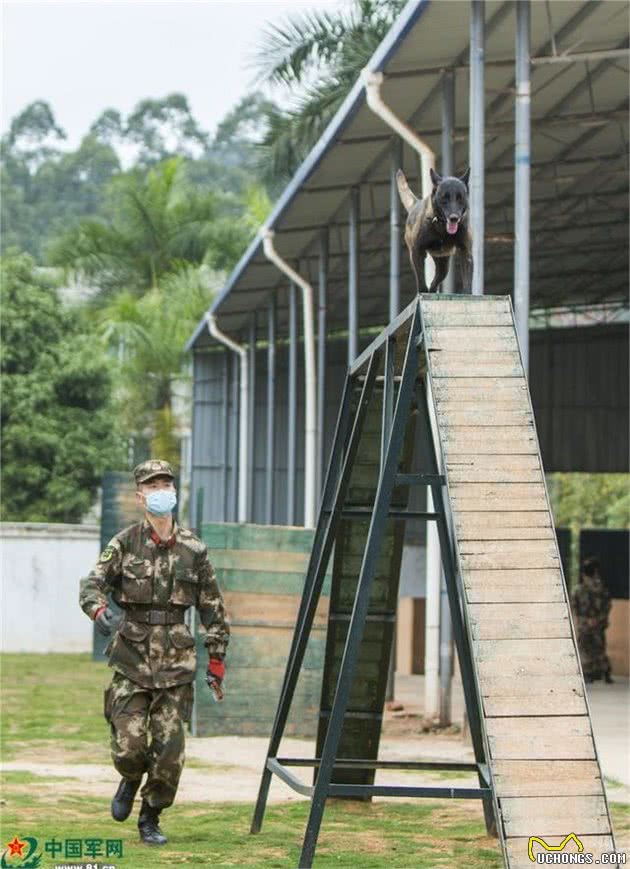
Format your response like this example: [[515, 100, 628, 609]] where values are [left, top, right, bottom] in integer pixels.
[[427, 333, 519, 352], [438, 410, 533, 426], [460, 551, 559, 570], [458, 526, 554, 540], [506, 836, 616, 869], [447, 454, 540, 470], [483, 688, 587, 717], [421, 296, 510, 309], [431, 359, 523, 378], [452, 496, 549, 513], [223, 591, 328, 628], [476, 637, 576, 660], [432, 378, 528, 399], [480, 674, 586, 717], [460, 540, 557, 555], [465, 583, 565, 604], [487, 719, 595, 762], [208, 548, 308, 571], [469, 602, 571, 640], [444, 439, 540, 455], [426, 325, 517, 341], [493, 760, 604, 798], [500, 795, 609, 837], [462, 567, 563, 583], [447, 468, 542, 483], [450, 482, 546, 499], [455, 511, 551, 529], [477, 645, 579, 679]]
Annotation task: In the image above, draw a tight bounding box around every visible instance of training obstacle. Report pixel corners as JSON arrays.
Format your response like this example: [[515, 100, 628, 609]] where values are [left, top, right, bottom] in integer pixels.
[[251, 294, 616, 868]]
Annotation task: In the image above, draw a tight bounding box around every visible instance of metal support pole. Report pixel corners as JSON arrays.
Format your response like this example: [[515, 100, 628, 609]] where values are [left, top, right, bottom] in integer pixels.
[[287, 282, 297, 525], [248, 313, 256, 522], [230, 352, 239, 521], [514, 0, 531, 372], [266, 296, 276, 525], [383, 336, 396, 703], [470, 0, 485, 295], [348, 187, 360, 365], [441, 70, 456, 294], [317, 230, 328, 501], [389, 139, 402, 320], [439, 570, 453, 726], [222, 349, 230, 520]]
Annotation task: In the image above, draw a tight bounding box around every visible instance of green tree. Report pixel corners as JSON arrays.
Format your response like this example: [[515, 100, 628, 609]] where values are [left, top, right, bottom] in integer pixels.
[[253, 0, 406, 183], [48, 157, 220, 295], [0, 252, 124, 522], [96, 265, 221, 468], [1, 105, 121, 260], [125, 94, 209, 165], [548, 472, 630, 585]]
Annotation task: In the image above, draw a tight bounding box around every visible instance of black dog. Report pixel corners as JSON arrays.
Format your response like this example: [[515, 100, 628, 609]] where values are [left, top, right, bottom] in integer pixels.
[[396, 167, 473, 293]]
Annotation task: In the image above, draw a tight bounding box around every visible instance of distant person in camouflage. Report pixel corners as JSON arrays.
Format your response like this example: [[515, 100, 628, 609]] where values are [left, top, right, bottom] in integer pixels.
[[79, 459, 230, 846], [571, 556, 613, 684]]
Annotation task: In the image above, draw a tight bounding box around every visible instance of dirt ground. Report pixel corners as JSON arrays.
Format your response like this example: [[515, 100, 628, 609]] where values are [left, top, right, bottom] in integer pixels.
[[4, 710, 629, 807]]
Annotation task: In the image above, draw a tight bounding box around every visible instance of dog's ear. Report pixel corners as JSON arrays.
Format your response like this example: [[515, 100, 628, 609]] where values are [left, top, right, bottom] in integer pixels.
[[430, 168, 442, 187], [460, 167, 471, 189]]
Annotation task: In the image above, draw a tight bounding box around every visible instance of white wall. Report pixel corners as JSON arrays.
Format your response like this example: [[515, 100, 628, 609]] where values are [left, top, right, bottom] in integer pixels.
[[1, 523, 100, 652]]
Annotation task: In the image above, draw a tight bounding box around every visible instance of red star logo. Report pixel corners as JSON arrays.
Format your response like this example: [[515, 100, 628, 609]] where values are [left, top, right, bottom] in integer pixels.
[[6, 837, 26, 857]]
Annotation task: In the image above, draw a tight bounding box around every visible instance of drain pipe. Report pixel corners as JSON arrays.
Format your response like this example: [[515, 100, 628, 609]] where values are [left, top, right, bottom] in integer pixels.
[[205, 313, 248, 524], [363, 68, 436, 289], [263, 230, 317, 529], [362, 67, 441, 721]]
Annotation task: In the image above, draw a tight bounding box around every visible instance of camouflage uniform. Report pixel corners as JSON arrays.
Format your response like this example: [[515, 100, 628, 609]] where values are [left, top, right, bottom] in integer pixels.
[[79, 467, 230, 811], [571, 560, 611, 683]]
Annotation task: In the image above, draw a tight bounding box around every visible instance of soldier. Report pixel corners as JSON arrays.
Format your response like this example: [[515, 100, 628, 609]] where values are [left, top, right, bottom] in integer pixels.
[[79, 460, 230, 846], [571, 556, 613, 684]]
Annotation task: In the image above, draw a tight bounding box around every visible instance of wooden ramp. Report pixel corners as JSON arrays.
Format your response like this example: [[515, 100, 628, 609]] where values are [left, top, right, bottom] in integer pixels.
[[421, 295, 615, 868]]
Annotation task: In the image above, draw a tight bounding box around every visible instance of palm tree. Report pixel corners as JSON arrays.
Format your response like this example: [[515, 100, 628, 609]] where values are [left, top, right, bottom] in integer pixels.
[[97, 265, 222, 468], [253, 0, 406, 183], [48, 157, 220, 296]]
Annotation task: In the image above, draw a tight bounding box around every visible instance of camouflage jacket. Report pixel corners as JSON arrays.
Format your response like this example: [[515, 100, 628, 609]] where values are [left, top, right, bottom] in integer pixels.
[[571, 572, 611, 630], [79, 519, 230, 689]]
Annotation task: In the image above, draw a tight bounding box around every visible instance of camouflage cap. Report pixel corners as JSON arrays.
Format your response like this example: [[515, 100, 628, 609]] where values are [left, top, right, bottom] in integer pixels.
[[133, 459, 175, 485]]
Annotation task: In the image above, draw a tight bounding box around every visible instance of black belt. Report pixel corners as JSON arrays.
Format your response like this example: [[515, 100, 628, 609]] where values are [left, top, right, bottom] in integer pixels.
[[124, 608, 186, 625]]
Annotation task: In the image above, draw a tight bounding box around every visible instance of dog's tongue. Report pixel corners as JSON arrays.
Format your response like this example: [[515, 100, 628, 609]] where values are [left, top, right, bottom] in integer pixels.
[[446, 220, 459, 235]]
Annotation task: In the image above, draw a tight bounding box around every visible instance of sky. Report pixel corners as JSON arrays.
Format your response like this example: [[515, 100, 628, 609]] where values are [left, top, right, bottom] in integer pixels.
[[2, 0, 343, 149]]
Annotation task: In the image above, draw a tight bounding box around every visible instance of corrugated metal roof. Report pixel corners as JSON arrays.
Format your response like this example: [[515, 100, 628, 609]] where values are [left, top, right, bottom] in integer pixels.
[[188, 0, 629, 349]]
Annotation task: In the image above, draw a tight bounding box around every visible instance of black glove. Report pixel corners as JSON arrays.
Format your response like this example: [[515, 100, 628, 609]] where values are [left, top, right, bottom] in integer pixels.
[[94, 605, 116, 636]]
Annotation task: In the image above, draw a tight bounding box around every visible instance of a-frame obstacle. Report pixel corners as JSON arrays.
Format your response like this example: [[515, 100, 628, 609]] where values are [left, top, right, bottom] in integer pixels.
[[251, 294, 616, 868]]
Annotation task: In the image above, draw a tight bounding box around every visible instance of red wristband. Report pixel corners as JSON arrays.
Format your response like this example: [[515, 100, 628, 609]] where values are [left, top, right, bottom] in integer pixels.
[[208, 658, 225, 681], [93, 604, 107, 621]]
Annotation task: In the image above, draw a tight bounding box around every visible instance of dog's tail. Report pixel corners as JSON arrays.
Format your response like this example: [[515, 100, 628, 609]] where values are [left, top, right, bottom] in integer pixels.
[[396, 169, 417, 212]]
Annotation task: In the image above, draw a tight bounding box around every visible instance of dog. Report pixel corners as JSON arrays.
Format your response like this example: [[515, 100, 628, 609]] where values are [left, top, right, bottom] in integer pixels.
[[396, 167, 473, 293]]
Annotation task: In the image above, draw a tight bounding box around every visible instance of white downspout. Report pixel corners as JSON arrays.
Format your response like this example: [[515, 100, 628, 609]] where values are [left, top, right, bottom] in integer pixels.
[[362, 68, 435, 289], [362, 67, 441, 721], [205, 313, 248, 524], [263, 230, 317, 529]]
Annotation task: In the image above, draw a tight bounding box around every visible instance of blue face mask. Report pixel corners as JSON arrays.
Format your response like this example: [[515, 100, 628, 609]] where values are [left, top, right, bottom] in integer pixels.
[[145, 489, 177, 516]]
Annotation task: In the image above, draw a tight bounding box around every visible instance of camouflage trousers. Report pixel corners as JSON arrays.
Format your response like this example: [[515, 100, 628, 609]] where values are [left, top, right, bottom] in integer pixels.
[[104, 671, 194, 810], [576, 624, 611, 681]]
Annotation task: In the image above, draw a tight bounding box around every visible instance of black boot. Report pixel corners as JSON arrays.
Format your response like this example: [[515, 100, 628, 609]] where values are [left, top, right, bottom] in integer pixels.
[[138, 799, 167, 846], [111, 777, 142, 822]]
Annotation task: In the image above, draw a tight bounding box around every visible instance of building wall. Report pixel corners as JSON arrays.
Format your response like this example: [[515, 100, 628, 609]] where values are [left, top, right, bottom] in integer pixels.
[[1, 523, 99, 652]]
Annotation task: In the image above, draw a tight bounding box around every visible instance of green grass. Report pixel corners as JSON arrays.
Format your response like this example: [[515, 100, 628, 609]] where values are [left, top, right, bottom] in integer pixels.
[[1, 654, 628, 866], [0, 778, 504, 868], [1, 653, 111, 759]]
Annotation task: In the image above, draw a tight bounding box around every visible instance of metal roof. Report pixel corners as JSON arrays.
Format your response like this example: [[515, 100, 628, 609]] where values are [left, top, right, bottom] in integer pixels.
[[188, 0, 629, 349]]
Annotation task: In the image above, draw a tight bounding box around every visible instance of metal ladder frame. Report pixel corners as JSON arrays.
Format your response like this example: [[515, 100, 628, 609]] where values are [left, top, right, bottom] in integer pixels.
[[250, 296, 497, 868]]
